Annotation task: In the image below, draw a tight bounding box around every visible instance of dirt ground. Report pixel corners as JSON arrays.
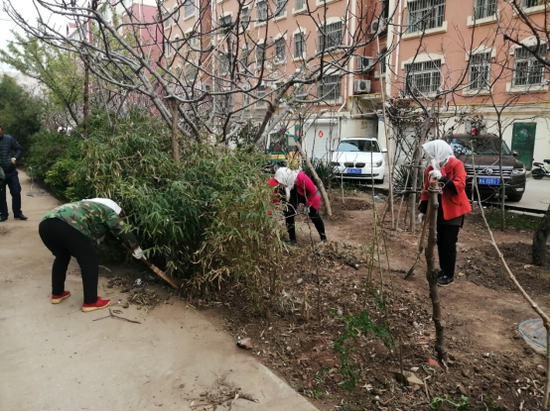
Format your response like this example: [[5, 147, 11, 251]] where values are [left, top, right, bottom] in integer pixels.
[[2, 172, 549, 411], [197, 190, 550, 411], [0, 171, 316, 411]]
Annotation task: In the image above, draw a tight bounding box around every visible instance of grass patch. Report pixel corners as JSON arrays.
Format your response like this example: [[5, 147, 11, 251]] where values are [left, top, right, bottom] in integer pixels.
[[472, 208, 542, 230]]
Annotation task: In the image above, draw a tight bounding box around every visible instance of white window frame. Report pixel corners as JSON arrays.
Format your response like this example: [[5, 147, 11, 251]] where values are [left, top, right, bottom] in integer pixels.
[[294, 0, 306, 12], [163, 11, 171, 28], [407, 0, 446, 33], [274, 0, 287, 18], [241, 7, 250, 30], [173, 5, 181, 24], [513, 44, 547, 87], [318, 74, 341, 101], [403, 58, 442, 96], [473, 0, 496, 19], [257, 0, 267, 22], [183, 0, 194, 18], [318, 19, 342, 51], [219, 13, 232, 33], [257, 85, 267, 108], [274, 36, 286, 62], [256, 41, 266, 66], [468, 52, 491, 90], [293, 30, 305, 59]]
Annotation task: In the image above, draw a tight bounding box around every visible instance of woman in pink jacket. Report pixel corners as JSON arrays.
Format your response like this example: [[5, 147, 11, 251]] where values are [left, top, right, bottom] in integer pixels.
[[268, 167, 327, 245]]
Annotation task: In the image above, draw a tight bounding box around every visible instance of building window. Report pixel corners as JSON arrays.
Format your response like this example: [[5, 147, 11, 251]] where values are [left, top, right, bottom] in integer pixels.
[[183, 0, 194, 18], [294, 32, 305, 58], [219, 52, 230, 74], [380, 48, 388, 74], [473, 0, 496, 19], [173, 37, 183, 54], [219, 15, 232, 33], [275, 38, 286, 61], [275, 0, 286, 17], [408, 0, 446, 32], [468, 52, 491, 89], [318, 21, 342, 50], [241, 46, 250, 68], [163, 11, 171, 28], [404, 59, 441, 95], [522, 0, 543, 7], [165, 39, 172, 56], [173, 6, 181, 24], [382, 0, 389, 19], [257, 85, 267, 108], [241, 8, 250, 30], [256, 43, 265, 65], [513, 45, 547, 86], [318, 74, 341, 100], [257, 0, 267, 21], [296, 0, 305, 10]]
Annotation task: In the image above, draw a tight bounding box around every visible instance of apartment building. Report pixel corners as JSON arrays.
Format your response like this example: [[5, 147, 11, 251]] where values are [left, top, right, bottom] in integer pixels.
[[388, 0, 550, 168], [159, 0, 550, 165], [161, 0, 389, 159]]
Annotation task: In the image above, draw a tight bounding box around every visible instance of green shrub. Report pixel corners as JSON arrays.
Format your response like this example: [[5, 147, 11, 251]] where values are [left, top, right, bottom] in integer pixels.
[[26, 130, 82, 182], [62, 112, 284, 312]]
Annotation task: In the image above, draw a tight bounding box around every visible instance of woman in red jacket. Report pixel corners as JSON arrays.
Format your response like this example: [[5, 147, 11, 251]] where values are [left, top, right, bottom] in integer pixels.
[[268, 167, 327, 245], [418, 140, 471, 287]]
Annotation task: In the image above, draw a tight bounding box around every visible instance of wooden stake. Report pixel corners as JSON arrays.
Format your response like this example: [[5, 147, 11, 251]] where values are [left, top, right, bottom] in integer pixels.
[[425, 179, 448, 366], [122, 245, 183, 289]]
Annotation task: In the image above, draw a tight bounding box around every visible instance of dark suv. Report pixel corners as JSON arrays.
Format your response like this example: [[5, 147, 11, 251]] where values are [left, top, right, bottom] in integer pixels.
[[444, 134, 526, 202]]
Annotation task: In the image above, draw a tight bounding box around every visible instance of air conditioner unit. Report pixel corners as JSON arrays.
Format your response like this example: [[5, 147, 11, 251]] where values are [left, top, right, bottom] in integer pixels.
[[353, 79, 371, 94], [370, 18, 387, 34], [357, 56, 375, 72]]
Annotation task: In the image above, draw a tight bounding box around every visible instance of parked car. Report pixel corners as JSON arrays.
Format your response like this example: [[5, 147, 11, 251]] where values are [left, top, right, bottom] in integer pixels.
[[331, 137, 387, 184], [444, 134, 526, 202]]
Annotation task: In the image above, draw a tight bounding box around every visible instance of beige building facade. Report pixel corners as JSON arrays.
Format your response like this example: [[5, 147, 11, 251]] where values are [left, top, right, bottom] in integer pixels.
[[161, 0, 550, 166]]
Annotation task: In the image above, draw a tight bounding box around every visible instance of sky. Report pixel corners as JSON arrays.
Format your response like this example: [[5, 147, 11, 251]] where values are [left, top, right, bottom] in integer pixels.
[[0, 1, 69, 72]]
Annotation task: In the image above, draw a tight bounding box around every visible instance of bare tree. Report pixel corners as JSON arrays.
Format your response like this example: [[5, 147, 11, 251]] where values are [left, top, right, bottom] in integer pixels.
[[2, 0, 390, 147]]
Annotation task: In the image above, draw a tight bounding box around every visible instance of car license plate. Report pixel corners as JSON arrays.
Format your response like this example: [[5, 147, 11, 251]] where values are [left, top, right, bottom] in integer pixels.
[[478, 177, 500, 185], [347, 168, 362, 174]]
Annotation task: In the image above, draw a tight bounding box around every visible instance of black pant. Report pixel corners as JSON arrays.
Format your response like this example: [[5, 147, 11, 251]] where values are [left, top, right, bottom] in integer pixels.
[[39, 218, 99, 304], [437, 224, 461, 279], [284, 187, 326, 242], [0, 169, 22, 217]]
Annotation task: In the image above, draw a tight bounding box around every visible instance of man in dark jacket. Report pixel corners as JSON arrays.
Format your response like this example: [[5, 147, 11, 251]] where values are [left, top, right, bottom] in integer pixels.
[[0, 125, 27, 221]]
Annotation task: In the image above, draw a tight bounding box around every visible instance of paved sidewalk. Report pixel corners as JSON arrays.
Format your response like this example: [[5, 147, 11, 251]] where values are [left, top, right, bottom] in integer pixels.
[[0, 170, 317, 411]]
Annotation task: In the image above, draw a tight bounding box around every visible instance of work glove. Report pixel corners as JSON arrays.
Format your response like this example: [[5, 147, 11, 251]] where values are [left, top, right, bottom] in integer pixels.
[[417, 213, 425, 224], [303, 206, 310, 215], [429, 169, 442, 180], [132, 247, 144, 259]]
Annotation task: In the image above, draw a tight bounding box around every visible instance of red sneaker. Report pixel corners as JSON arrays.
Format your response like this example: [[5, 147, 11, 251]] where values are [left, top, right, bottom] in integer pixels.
[[51, 291, 71, 304], [82, 297, 111, 312]]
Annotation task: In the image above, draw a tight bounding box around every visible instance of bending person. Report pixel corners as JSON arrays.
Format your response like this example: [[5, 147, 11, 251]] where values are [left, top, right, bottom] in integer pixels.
[[268, 167, 327, 245], [39, 198, 144, 312]]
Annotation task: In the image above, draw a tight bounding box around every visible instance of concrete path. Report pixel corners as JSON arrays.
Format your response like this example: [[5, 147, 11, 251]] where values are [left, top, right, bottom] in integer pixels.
[[0, 170, 316, 411]]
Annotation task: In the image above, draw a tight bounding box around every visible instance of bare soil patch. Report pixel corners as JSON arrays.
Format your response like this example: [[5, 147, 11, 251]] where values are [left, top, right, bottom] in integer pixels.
[[192, 191, 550, 411]]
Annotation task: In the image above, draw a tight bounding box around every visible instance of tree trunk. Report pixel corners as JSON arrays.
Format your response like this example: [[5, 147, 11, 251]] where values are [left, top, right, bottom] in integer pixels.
[[295, 141, 332, 216], [425, 179, 448, 366], [532, 204, 550, 266], [170, 98, 180, 163], [83, 57, 89, 140]]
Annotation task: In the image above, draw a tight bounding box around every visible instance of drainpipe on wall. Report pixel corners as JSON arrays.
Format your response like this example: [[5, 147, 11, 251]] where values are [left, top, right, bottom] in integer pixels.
[[333, 0, 355, 150]]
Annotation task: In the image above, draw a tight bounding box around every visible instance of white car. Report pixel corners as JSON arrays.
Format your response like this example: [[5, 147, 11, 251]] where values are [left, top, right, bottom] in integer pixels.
[[331, 137, 387, 183]]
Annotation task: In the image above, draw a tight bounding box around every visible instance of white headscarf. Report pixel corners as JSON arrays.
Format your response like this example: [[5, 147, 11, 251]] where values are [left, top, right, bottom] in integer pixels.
[[274, 167, 299, 189], [274, 167, 299, 202], [85, 198, 122, 215], [422, 140, 455, 171]]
